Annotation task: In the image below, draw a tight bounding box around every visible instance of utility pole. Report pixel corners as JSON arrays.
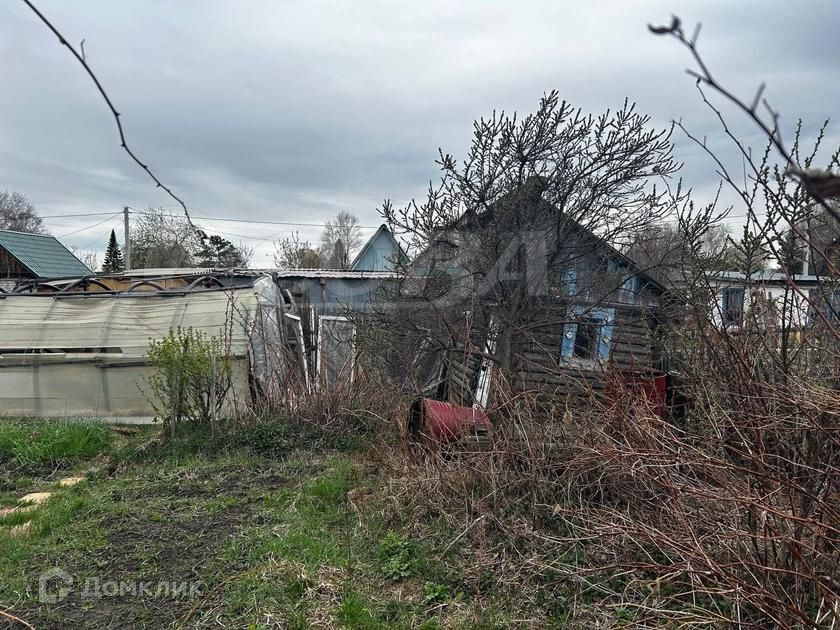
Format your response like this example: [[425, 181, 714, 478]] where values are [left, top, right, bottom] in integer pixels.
[[123, 206, 131, 271]]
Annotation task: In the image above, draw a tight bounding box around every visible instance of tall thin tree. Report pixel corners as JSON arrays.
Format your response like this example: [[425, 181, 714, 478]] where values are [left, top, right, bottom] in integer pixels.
[[102, 229, 125, 273]]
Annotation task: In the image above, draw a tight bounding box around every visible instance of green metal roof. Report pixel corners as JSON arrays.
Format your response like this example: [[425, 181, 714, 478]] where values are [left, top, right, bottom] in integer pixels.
[[0, 229, 92, 279]]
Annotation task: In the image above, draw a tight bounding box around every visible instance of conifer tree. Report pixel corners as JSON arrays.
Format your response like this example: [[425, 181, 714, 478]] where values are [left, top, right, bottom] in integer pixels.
[[102, 229, 125, 273]]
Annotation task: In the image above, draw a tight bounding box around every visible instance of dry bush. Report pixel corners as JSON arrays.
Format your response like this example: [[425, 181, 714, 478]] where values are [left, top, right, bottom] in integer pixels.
[[242, 356, 406, 448], [373, 364, 838, 627]]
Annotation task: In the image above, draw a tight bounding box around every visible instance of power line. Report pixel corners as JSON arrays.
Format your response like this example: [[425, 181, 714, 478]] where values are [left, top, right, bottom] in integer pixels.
[[192, 215, 381, 229], [77, 224, 118, 251], [128, 208, 382, 230], [58, 212, 122, 239], [41, 211, 120, 219]]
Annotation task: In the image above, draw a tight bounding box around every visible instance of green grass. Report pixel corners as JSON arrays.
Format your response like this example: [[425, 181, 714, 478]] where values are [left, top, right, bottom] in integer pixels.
[[0, 420, 112, 467], [0, 421, 523, 628]]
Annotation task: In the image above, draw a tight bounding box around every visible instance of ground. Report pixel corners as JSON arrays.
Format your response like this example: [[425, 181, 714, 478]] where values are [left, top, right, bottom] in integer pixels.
[[0, 421, 516, 629]]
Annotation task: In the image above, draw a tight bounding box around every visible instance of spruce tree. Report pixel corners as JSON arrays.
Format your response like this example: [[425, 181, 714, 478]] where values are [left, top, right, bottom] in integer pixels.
[[102, 229, 125, 273]]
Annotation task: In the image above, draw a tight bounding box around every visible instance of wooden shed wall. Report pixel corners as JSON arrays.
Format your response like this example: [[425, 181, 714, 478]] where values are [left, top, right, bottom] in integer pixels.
[[445, 303, 659, 406]]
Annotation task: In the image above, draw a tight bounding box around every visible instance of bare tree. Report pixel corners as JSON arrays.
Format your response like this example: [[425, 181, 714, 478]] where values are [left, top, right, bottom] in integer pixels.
[[273, 231, 323, 269], [0, 191, 46, 234], [320, 211, 362, 269], [500, 16, 840, 627], [128, 208, 204, 269], [69, 247, 98, 272], [626, 221, 744, 282], [375, 91, 679, 380]]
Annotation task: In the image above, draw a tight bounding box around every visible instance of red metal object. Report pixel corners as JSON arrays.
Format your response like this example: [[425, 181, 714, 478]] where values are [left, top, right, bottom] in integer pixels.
[[408, 398, 492, 442], [610, 372, 667, 419]]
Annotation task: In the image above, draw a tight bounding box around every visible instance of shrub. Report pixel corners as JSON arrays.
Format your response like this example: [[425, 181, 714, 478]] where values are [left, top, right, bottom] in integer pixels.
[[144, 327, 232, 437]]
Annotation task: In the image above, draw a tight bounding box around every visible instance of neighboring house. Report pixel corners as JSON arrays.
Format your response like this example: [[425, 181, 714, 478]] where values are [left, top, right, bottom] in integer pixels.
[[350, 224, 409, 272], [701, 270, 829, 330], [0, 229, 92, 291]]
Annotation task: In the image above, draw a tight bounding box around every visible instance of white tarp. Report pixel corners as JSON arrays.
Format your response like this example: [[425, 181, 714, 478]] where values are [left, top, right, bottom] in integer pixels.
[[0, 282, 279, 419]]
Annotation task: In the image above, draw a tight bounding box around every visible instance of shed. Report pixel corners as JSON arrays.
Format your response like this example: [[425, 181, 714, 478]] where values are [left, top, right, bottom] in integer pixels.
[[0, 229, 92, 291], [273, 269, 401, 386]]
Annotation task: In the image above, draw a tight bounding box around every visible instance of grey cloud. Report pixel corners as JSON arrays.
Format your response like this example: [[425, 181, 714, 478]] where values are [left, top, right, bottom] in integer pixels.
[[0, 0, 838, 261]]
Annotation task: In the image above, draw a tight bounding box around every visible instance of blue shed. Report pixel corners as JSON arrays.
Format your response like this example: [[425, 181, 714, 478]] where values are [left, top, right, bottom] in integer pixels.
[[350, 225, 408, 272]]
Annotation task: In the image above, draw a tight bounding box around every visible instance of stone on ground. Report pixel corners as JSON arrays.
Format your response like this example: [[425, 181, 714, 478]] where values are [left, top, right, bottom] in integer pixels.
[[19, 491, 53, 505], [57, 476, 86, 487]]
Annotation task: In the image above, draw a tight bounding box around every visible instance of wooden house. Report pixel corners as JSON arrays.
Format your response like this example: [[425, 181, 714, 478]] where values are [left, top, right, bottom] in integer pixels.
[[404, 190, 668, 411]]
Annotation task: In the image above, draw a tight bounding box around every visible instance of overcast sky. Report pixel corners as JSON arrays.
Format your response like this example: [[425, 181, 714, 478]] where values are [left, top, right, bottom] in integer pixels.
[[1, 1, 838, 266]]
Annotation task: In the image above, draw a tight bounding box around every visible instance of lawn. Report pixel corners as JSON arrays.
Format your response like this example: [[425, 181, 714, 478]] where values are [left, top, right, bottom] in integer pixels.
[[0, 421, 506, 629]]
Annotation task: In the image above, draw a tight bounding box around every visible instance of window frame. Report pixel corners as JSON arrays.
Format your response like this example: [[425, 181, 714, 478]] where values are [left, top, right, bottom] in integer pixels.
[[316, 315, 356, 388], [560, 306, 614, 364], [720, 287, 745, 327]]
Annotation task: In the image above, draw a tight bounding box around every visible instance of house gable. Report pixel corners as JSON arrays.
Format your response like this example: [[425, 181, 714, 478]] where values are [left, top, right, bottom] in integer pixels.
[[350, 225, 409, 272]]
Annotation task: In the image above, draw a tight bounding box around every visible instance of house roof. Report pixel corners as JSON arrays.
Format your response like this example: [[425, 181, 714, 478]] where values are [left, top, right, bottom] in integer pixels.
[[0, 229, 92, 279], [437, 178, 667, 292], [113, 267, 400, 280], [274, 269, 401, 280], [711, 270, 823, 285], [350, 224, 409, 272]]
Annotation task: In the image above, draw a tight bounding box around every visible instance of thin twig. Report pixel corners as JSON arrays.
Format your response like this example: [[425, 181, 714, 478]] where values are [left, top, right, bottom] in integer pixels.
[[0, 609, 35, 630], [20, 0, 206, 239]]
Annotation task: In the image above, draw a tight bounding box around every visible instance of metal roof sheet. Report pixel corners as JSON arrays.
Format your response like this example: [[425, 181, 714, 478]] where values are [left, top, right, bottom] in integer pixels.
[[0, 229, 92, 279], [272, 269, 401, 279], [712, 270, 823, 284]]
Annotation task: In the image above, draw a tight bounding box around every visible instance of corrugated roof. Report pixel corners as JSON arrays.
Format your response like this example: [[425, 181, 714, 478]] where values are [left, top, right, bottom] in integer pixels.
[[713, 271, 823, 284], [273, 269, 401, 279], [0, 229, 92, 279], [115, 268, 401, 280]]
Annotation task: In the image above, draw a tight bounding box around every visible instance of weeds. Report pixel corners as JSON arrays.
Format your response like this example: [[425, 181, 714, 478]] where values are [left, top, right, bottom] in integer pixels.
[[379, 532, 420, 580], [0, 420, 111, 469]]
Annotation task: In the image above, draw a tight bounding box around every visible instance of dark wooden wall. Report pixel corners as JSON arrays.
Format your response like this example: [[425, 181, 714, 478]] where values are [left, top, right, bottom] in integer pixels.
[[445, 301, 661, 407], [0, 247, 33, 280]]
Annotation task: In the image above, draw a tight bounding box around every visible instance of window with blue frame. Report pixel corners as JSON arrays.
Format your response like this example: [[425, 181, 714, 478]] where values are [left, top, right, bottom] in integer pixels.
[[561, 307, 614, 361], [607, 259, 639, 304]]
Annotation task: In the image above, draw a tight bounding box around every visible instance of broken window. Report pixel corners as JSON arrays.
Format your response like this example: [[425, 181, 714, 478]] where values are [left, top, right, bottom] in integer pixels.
[[560, 307, 614, 362], [573, 318, 599, 359]]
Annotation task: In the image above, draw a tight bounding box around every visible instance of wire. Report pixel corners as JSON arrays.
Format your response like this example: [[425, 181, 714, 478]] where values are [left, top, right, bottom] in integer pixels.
[[192, 215, 382, 229], [40, 211, 120, 219], [77, 225, 117, 251], [127, 207, 382, 229], [58, 212, 121, 238], [20, 0, 203, 237]]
